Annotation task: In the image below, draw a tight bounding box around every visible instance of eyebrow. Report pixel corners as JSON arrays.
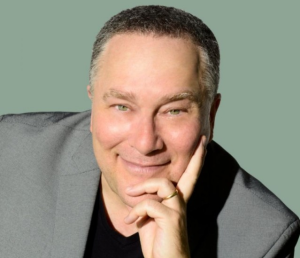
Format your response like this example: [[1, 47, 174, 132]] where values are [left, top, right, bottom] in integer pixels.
[[103, 89, 201, 104], [103, 89, 136, 102], [162, 91, 200, 103]]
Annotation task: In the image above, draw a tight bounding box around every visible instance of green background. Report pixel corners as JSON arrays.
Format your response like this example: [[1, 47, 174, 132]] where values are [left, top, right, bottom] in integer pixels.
[[1, 1, 299, 254]]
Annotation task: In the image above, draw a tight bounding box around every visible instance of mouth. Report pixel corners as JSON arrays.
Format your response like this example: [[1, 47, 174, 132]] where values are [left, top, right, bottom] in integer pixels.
[[119, 156, 170, 177]]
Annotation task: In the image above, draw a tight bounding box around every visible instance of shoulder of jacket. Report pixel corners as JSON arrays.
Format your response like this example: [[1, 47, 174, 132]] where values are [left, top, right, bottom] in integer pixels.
[[0, 111, 91, 131], [208, 141, 299, 222], [233, 168, 299, 223]]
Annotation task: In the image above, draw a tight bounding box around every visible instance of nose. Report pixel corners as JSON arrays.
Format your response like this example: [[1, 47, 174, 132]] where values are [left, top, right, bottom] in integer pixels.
[[130, 116, 164, 155]]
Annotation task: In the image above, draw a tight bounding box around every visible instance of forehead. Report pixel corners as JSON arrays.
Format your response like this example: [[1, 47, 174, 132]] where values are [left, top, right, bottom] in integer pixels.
[[99, 33, 199, 72], [93, 33, 202, 98]]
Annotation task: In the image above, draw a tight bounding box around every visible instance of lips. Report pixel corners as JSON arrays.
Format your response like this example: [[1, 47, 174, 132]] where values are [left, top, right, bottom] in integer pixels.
[[119, 156, 170, 176]]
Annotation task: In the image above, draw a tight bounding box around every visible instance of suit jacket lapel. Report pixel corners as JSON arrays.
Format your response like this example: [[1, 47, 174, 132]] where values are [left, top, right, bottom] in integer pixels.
[[50, 132, 101, 258], [187, 141, 239, 256]]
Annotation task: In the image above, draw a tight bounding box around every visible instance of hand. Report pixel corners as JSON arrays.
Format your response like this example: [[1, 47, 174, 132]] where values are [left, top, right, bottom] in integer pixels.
[[124, 136, 207, 258]]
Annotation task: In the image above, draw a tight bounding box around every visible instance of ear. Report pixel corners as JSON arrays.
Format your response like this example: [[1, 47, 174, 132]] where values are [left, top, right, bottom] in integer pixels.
[[87, 85, 93, 132], [208, 93, 221, 142], [87, 85, 93, 100]]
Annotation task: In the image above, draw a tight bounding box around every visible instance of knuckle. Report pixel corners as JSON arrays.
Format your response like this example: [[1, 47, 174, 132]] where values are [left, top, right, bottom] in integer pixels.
[[161, 178, 173, 189], [144, 199, 157, 210]]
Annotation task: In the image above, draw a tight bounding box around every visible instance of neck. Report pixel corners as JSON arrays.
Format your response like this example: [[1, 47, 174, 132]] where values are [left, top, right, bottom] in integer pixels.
[[100, 175, 138, 237]]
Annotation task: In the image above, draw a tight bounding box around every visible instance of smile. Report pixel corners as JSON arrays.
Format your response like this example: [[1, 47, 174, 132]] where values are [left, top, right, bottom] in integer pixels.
[[119, 157, 170, 176]]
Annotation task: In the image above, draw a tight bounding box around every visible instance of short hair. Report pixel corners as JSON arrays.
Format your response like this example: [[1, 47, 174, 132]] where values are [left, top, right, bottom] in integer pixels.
[[89, 5, 220, 102]]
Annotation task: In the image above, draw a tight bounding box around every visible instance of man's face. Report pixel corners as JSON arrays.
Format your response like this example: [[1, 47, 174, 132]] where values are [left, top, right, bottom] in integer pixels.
[[89, 34, 209, 207]]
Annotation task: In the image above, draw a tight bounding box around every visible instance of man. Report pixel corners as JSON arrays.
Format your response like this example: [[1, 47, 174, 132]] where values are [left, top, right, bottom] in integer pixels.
[[0, 5, 299, 258]]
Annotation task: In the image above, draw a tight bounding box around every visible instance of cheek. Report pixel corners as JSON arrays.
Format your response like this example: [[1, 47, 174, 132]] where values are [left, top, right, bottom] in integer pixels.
[[168, 121, 201, 153], [92, 111, 128, 150], [163, 121, 201, 181]]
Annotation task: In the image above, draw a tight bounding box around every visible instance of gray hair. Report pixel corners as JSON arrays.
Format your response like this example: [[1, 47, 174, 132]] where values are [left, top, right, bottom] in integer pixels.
[[89, 5, 220, 102]]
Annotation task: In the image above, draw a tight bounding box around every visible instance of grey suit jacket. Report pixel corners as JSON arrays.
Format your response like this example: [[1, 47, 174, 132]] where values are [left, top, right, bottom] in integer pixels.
[[0, 111, 299, 258]]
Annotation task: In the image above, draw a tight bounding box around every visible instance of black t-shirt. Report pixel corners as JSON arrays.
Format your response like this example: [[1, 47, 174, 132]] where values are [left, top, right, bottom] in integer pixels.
[[84, 190, 144, 258]]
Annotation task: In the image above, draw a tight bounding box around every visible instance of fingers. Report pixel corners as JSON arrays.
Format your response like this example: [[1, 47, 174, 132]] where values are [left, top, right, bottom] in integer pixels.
[[126, 178, 182, 210], [126, 178, 175, 199], [124, 198, 177, 225], [124, 196, 189, 257], [176, 135, 207, 202], [125, 178, 184, 226]]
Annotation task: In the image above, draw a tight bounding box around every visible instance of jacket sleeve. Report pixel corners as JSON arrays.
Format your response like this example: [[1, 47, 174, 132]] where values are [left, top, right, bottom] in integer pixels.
[[264, 219, 300, 258]]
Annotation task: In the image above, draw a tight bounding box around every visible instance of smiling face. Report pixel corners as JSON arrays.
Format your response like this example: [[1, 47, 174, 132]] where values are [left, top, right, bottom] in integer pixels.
[[89, 33, 211, 208]]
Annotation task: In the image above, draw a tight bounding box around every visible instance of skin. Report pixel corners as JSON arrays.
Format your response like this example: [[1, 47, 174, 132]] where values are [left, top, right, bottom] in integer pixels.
[[88, 33, 221, 258]]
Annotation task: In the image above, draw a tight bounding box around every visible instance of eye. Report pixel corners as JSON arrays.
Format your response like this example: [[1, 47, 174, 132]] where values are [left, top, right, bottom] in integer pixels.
[[168, 109, 181, 115], [116, 105, 129, 111]]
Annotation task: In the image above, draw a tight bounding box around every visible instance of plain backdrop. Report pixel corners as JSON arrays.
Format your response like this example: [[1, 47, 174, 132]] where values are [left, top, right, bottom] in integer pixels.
[[1, 1, 299, 255]]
